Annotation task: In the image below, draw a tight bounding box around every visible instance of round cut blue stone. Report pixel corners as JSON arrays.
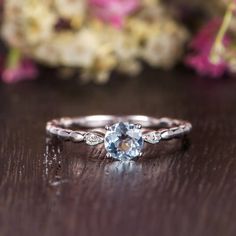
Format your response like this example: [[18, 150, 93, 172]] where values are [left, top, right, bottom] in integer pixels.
[[104, 122, 144, 161]]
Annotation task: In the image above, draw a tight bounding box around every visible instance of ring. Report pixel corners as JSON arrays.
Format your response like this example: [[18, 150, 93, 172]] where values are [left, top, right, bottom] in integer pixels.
[[46, 115, 192, 161]]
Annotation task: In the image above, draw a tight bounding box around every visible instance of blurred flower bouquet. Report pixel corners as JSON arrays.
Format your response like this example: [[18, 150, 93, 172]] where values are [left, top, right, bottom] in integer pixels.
[[1, 0, 236, 83], [1, 0, 188, 83]]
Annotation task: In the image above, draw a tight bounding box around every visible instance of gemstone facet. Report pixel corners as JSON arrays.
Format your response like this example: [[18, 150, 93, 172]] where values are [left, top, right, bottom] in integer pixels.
[[104, 122, 144, 161]]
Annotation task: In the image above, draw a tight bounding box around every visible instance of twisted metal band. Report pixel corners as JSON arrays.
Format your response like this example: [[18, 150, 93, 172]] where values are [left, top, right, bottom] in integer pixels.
[[46, 115, 192, 145]]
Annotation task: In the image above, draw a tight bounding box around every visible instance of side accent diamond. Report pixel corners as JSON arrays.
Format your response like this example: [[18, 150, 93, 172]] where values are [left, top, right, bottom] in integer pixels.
[[143, 131, 161, 144], [84, 133, 104, 146]]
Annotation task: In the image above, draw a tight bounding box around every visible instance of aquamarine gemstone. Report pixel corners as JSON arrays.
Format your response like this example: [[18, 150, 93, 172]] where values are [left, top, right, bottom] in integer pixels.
[[104, 122, 144, 161]]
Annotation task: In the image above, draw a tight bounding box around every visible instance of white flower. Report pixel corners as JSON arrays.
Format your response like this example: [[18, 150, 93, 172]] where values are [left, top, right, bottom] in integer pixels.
[[112, 33, 140, 61], [22, 1, 56, 45], [63, 29, 100, 67], [54, 0, 86, 18], [34, 29, 100, 68], [141, 22, 188, 68]]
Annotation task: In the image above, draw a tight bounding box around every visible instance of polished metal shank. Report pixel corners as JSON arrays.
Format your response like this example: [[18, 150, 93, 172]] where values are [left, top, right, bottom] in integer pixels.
[[46, 115, 192, 144]]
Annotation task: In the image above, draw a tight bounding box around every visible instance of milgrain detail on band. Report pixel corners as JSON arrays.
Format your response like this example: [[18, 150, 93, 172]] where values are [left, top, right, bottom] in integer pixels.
[[46, 121, 104, 145], [46, 121, 85, 142], [160, 123, 192, 140], [46, 115, 192, 144]]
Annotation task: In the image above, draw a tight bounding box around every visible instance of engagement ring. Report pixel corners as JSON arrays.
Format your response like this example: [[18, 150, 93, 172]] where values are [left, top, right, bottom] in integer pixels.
[[46, 115, 192, 161]]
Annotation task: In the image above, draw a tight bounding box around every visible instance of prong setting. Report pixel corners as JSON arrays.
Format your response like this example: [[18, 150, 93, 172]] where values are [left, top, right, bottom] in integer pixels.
[[106, 153, 112, 158], [105, 125, 111, 131], [135, 124, 142, 129]]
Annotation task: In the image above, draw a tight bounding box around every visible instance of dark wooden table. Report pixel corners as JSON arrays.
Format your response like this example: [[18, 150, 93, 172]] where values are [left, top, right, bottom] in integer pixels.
[[0, 69, 236, 236]]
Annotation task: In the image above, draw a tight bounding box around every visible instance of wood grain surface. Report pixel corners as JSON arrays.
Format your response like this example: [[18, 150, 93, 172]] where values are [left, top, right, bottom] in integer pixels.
[[0, 69, 236, 236]]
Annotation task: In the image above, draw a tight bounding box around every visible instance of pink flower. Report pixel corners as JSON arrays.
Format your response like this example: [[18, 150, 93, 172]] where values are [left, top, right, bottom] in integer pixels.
[[2, 59, 38, 84], [89, 0, 140, 28], [185, 19, 230, 78]]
